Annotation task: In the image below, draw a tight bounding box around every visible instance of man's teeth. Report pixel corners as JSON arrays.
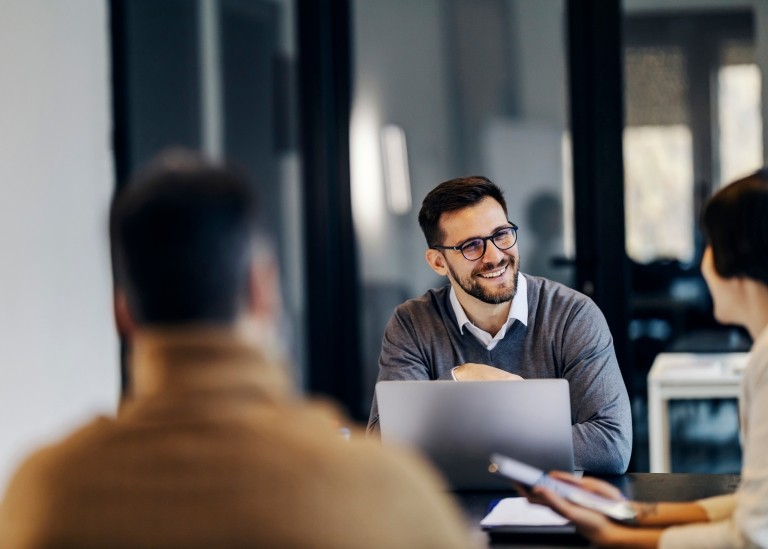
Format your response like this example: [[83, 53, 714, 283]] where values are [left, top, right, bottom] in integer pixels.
[[478, 265, 507, 278]]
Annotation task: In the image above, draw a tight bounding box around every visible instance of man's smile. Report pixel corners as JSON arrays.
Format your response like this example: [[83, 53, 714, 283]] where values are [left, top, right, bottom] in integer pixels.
[[477, 264, 508, 279]]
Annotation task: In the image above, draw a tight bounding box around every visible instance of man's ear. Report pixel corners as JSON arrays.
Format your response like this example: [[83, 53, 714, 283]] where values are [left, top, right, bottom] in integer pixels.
[[114, 290, 136, 340], [425, 248, 449, 277]]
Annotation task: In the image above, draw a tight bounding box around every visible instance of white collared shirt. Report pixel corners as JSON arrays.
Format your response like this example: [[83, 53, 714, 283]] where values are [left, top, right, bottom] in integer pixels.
[[449, 273, 528, 351]]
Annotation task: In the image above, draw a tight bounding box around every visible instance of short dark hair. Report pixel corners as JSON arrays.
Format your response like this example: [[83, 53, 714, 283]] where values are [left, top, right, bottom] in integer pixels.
[[110, 149, 262, 325], [418, 176, 508, 247], [702, 168, 768, 286]]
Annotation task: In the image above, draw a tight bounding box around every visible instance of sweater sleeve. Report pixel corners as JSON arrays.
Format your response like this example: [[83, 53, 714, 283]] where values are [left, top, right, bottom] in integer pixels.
[[561, 298, 632, 474], [700, 494, 738, 521], [367, 306, 435, 433], [656, 493, 738, 548], [660, 519, 751, 549], [658, 495, 746, 549]]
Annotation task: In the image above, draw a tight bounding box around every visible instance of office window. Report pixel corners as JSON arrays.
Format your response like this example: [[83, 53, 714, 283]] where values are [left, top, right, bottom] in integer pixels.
[[718, 61, 763, 187], [624, 12, 759, 265], [624, 44, 693, 263], [623, 8, 759, 474], [624, 125, 693, 263]]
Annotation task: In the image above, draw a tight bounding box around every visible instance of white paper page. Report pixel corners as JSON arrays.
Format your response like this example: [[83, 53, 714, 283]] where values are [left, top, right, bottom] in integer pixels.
[[480, 497, 570, 527]]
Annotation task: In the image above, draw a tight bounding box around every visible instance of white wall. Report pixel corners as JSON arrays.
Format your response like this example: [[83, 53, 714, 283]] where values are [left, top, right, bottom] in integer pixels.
[[0, 0, 118, 492]]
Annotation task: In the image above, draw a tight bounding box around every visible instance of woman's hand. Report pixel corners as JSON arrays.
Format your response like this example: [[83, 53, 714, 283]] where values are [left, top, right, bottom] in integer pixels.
[[529, 482, 626, 545], [550, 471, 625, 500], [520, 472, 663, 548]]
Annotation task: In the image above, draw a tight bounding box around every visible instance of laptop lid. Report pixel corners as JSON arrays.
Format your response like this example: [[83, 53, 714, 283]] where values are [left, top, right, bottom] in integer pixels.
[[376, 379, 574, 490]]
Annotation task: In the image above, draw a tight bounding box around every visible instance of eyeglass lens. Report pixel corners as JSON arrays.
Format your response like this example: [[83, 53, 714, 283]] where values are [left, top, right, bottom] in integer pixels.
[[461, 227, 516, 260]]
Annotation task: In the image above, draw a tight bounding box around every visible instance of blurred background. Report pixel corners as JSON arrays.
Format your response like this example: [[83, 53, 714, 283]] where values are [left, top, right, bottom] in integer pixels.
[[1, 0, 766, 491]]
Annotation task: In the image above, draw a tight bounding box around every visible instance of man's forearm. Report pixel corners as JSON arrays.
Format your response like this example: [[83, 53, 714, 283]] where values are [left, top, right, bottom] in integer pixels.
[[572, 422, 631, 474]]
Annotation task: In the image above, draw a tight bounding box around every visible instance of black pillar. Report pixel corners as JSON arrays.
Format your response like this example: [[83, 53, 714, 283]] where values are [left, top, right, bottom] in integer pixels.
[[296, 0, 364, 419], [567, 0, 632, 392]]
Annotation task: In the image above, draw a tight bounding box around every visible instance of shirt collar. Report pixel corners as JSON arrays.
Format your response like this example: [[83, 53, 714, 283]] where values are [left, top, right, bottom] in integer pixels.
[[449, 273, 529, 334]]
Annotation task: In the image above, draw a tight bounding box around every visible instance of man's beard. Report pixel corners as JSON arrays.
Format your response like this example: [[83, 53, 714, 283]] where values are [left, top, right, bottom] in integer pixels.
[[447, 256, 519, 305]]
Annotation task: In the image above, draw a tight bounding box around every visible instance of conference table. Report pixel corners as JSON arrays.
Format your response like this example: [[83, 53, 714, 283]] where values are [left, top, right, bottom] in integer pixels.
[[456, 472, 740, 547]]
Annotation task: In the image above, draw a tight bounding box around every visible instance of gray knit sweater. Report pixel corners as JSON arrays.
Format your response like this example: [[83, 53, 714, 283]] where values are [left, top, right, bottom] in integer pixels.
[[367, 274, 632, 474]]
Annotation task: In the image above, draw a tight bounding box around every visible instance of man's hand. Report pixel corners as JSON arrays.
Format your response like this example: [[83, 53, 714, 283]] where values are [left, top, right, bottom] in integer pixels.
[[452, 363, 523, 381]]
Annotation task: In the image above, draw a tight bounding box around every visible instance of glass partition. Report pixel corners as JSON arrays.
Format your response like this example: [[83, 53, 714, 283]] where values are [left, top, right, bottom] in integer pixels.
[[623, 1, 763, 472], [113, 0, 306, 386], [350, 0, 571, 411]]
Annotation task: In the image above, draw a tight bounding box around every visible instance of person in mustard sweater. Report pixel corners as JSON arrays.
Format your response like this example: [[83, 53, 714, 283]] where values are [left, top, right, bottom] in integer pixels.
[[0, 150, 475, 549]]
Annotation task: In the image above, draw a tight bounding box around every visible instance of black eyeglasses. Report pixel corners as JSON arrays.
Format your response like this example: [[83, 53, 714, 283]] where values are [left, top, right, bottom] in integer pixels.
[[431, 222, 518, 261]]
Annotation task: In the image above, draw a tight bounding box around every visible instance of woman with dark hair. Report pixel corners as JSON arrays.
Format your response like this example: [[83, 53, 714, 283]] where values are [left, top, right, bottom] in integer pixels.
[[525, 169, 768, 548]]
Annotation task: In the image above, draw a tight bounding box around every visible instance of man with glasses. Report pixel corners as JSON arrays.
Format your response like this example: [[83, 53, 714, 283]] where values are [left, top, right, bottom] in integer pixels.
[[367, 176, 632, 474]]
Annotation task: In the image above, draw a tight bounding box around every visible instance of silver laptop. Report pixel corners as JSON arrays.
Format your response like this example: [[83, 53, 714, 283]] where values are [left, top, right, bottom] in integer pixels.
[[376, 379, 574, 490]]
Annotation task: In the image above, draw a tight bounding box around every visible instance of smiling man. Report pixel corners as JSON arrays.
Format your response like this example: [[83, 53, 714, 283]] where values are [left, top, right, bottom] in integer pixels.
[[367, 176, 632, 474]]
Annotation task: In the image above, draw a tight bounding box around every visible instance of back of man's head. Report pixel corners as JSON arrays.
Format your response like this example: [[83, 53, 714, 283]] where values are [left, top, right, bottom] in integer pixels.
[[110, 149, 262, 326]]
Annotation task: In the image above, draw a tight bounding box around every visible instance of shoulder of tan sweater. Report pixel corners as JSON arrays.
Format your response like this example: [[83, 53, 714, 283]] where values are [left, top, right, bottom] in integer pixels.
[[2, 416, 114, 497], [342, 438, 475, 546], [26, 415, 114, 458]]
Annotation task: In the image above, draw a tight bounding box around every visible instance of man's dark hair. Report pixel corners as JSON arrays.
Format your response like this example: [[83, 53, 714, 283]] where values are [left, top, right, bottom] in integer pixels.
[[418, 176, 508, 247], [702, 168, 768, 286], [110, 149, 262, 325]]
